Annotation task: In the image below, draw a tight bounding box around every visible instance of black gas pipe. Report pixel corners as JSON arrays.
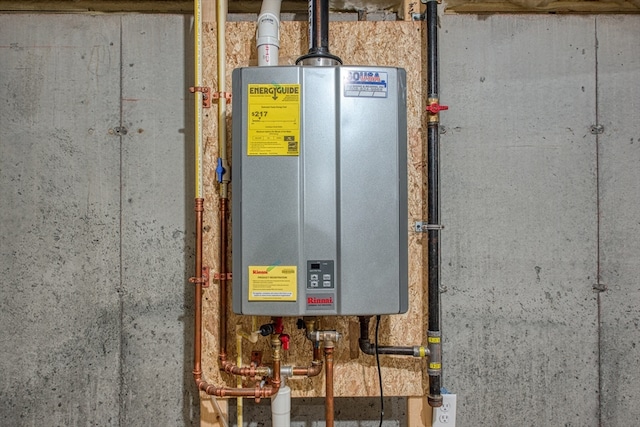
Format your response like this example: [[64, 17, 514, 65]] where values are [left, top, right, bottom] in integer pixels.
[[358, 316, 425, 357], [425, 0, 445, 408]]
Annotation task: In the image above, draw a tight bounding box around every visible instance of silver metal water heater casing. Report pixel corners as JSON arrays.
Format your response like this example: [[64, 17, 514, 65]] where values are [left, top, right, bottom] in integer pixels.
[[232, 65, 408, 316]]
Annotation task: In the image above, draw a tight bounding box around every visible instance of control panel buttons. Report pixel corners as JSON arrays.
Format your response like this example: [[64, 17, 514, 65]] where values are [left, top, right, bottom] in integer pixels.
[[307, 260, 335, 290]]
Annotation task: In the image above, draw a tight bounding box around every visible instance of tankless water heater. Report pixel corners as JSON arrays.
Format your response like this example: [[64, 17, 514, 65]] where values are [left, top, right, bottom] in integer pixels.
[[231, 65, 408, 316]]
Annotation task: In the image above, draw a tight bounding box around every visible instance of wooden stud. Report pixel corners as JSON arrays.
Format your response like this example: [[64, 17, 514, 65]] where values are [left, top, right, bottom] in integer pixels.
[[200, 397, 229, 427], [407, 396, 433, 427]]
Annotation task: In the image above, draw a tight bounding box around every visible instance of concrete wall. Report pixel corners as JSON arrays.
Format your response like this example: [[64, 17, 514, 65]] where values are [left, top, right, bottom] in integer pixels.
[[597, 15, 640, 427], [1, 12, 638, 427], [0, 14, 199, 426], [439, 14, 640, 427]]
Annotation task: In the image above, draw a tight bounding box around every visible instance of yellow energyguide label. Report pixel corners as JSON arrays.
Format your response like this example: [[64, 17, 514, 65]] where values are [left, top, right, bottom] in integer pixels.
[[247, 84, 301, 156], [248, 265, 297, 301]]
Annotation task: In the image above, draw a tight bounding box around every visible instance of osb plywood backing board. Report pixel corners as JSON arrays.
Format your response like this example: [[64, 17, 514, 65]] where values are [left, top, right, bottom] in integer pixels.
[[201, 20, 428, 397]]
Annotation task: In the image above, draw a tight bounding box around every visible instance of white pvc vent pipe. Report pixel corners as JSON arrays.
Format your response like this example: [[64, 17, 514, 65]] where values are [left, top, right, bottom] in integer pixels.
[[256, 0, 282, 66], [271, 384, 291, 427]]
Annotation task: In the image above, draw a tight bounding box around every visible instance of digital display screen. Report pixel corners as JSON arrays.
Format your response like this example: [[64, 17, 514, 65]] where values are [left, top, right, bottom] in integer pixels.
[[311, 263, 320, 270]]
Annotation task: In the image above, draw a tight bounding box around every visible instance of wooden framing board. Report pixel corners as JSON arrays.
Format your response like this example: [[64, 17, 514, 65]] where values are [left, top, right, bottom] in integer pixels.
[[444, 0, 640, 13], [201, 20, 429, 398]]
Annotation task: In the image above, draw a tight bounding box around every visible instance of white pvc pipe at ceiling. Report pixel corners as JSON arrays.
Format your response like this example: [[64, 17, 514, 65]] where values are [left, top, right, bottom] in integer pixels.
[[257, 0, 282, 66]]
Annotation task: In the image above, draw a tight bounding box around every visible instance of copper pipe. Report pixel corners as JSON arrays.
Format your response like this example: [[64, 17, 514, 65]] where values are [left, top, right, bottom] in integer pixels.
[[218, 197, 229, 359], [193, 198, 205, 383], [221, 358, 269, 377], [292, 360, 323, 377], [192, 197, 281, 400], [292, 343, 324, 377], [194, 334, 282, 400], [324, 345, 335, 427]]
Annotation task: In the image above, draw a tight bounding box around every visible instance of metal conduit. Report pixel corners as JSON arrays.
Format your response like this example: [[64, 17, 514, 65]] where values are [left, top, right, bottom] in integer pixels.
[[296, 0, 341, 65]]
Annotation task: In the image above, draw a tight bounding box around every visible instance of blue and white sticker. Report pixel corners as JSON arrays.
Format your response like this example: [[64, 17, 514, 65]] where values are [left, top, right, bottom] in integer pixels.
[[344, 70, 388, 98]]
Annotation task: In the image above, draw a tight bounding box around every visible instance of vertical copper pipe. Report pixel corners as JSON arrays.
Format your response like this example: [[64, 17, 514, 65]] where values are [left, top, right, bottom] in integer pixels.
[[271, 335, 282, 389], [219, 197, 229, 359], [324, 346, 335, 427], [193, 198, 205, 383]]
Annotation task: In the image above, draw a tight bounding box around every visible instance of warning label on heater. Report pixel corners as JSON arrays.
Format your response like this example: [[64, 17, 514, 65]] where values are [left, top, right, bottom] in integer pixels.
[[248, 265, 297, 301], [344, 70, 388, 98]]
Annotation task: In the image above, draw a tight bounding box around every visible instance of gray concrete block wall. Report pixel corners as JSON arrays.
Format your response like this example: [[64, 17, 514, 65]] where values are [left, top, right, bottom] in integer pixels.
[[231, 397, 407, 426]]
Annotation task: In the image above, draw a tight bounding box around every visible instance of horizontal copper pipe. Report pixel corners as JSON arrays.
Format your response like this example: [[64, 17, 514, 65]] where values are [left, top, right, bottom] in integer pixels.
[[292, 335, 323, 377], [292, 360, 323, 377], [195, 378, 280, 398], [221, 356, 269, 377], [193, 338, 281, 399]]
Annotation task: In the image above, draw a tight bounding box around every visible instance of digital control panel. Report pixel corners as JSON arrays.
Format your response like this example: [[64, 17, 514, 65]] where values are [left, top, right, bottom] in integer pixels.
[[307, 260, 334, 289]]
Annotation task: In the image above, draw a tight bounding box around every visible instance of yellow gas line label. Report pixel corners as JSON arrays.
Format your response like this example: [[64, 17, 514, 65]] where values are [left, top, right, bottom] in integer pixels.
[[247, 84, 301, 156], [248, 265, 297, 301]]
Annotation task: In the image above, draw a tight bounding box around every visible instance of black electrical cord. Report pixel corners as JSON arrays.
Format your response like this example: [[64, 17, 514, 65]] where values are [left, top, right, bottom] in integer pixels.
[[375, 315, 383, 427]]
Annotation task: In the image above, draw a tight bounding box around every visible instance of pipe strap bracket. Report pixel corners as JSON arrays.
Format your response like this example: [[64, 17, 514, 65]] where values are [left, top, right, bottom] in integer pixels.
[[213, 91, 232, 104], [189, 86, 211, 108], [214, 272, 233, 281], [189, 266, 210, 288], [414, 221, 444, 232]]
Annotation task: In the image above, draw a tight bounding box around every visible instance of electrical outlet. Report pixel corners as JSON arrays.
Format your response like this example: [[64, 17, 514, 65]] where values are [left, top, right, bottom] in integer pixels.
[[432, 393, 456, 427]]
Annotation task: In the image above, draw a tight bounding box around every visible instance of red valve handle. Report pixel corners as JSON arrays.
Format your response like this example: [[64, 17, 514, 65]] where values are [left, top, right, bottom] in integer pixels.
[[280, 334, 290, 351], [426, 103, 449, 114]]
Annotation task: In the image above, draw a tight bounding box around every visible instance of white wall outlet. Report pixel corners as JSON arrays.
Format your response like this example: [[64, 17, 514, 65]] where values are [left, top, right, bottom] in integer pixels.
[[432, 393, 456, 427]]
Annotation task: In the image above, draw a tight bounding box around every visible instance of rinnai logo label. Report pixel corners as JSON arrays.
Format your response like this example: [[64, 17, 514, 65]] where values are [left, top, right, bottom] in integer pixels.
[[252, 270, 268, 274], [307, 296, 333, 305], [306, 294, 335, 310]]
